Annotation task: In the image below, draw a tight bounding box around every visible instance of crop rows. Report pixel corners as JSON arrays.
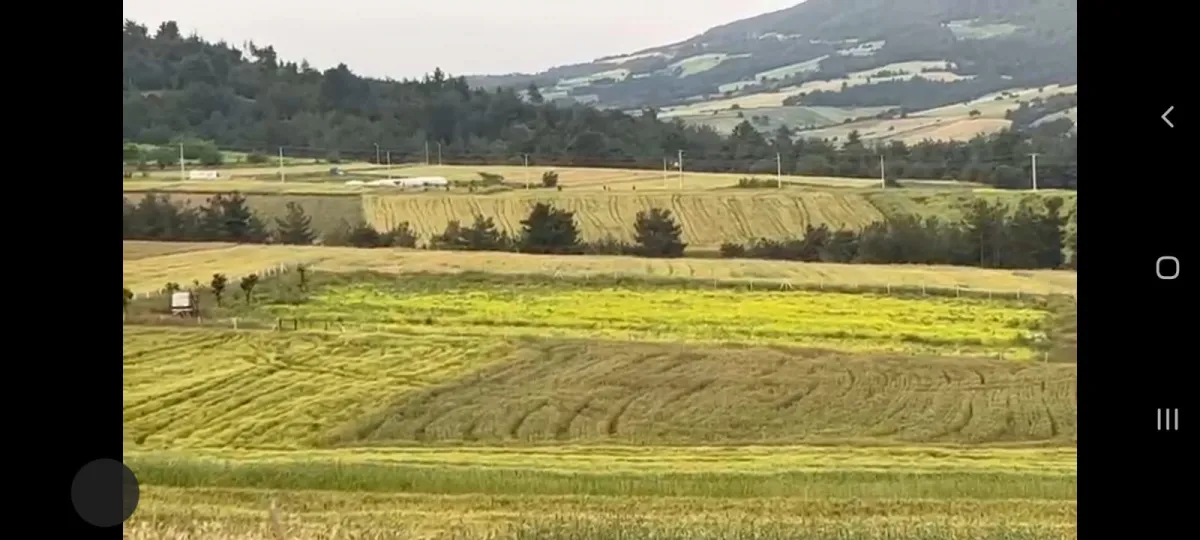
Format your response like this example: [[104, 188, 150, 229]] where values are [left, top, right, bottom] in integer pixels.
[[332, 338, 1075, 445], [361, 191, 884, 248], [123, 326, 513, 448], [123, 325, 1073, 449]]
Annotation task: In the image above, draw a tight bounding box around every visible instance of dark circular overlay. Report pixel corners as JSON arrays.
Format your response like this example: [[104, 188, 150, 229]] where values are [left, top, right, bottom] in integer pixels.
[[71, 459, 139, 527]]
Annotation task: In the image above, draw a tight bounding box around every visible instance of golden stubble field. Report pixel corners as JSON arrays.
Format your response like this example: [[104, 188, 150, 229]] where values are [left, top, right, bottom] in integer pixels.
[[121, 241, 1078, 297], [361, 190, 884, 247]]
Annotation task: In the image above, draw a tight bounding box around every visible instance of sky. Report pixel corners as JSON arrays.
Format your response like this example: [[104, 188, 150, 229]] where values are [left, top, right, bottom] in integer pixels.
[[123, 0, 804, 79]]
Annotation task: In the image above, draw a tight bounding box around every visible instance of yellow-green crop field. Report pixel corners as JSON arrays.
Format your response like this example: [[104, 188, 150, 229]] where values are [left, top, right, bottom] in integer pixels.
[[122, 244, 1077, 540], [234, 278, 1048, 358], [121, 241, 1078, 297]]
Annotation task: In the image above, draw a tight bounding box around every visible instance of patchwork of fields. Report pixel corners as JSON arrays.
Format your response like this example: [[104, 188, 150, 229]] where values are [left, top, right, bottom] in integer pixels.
[[123, 239, 1077, 539], [124, 171, 1076, 250]]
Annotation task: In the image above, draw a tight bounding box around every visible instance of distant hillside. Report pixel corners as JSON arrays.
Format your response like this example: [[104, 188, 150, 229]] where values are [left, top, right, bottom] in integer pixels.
[[121, 19, 1076, 189], [466, 0, 1077, 140]]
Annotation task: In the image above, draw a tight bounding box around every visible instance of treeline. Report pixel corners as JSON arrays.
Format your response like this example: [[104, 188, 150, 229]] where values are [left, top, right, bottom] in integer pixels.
[[122, 192, 1076, 270], [722, 200, 1076, 270], [122, 20, 1077, 190]]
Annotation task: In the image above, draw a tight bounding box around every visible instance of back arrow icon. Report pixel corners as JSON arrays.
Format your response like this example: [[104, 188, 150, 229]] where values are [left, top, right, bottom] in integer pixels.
[[1163, 106, 1175, 128]]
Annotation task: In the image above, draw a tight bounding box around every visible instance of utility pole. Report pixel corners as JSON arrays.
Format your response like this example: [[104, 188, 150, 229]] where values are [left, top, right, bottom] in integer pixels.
[[424, 142, 430, 165], [279, 147, 285, 183], [374, 143, 381, 165], [179, 142, 185, 181], [662, 157, 668, 189], [386, 151, 392, 179], [776, 152, 782, 188], [677, 149, 684, 189], [879, 154, 886, 189], [437, 143, 442, 166], [1030, 153, 1039, 191], [523, 154, 530, 189]]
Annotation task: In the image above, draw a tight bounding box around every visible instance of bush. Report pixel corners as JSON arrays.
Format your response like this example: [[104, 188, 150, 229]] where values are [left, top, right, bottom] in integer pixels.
[[719, 243, 746, 258]]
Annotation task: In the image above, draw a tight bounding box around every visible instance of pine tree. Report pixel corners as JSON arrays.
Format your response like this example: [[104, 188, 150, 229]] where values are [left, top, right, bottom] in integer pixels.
[[275, 202, 316, 245], [519, 203, 579, 254], [633, 208, 687, 258]]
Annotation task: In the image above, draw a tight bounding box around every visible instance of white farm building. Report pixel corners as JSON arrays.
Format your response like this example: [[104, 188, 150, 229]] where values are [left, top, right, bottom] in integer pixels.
[[353, 176, 449, 188]]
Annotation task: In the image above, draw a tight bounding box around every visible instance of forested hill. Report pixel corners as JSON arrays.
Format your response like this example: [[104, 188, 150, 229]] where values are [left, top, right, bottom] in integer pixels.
[[121, 19, 1077, 189]]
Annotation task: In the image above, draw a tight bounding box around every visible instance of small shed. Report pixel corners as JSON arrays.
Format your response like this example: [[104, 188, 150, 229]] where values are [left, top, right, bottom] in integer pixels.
[[170, 291, 198, 316]]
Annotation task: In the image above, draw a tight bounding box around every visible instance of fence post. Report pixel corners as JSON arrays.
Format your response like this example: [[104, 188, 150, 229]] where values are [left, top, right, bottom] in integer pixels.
[[921, 283, 926, 295], [955, 286, 960, 298]]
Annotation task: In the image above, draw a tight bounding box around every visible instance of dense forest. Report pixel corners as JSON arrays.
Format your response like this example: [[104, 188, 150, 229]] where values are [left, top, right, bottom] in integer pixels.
[[122, 20, 1077, 189]]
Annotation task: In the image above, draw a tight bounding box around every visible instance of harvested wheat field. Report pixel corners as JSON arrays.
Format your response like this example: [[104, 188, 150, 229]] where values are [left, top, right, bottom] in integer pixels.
[[121, 241, 1078, 296], [123, 241, 233, 261], [123, 326, 1073, 449], [362, 191, 883, 247]]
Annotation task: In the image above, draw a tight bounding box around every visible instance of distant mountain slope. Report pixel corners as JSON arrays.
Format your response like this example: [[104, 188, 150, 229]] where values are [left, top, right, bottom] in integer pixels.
[[467, 0, 1077, 129]]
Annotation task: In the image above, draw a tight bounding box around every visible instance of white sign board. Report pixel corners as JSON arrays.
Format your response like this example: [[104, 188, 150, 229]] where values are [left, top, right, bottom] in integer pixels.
[[188, 170, 220, 180], [170, 292, 194, 309]]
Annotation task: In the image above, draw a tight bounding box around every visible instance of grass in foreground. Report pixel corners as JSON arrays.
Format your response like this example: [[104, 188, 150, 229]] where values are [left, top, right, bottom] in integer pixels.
[[121, 241, 1079, 297], [124, 326, 1075, 448], [130, 486, 1075, 540]]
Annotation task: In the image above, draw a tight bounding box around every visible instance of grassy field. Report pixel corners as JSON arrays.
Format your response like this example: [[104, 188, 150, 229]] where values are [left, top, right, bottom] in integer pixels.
[[122, 243, 1076, 539], [121, 241, 1078, 297]]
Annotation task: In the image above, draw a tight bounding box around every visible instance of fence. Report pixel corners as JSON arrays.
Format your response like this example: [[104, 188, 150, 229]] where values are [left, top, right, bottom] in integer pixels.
[[131, 262, 297, 300]]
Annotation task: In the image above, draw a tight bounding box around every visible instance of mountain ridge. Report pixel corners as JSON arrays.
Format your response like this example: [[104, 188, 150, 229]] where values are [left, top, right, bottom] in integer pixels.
[[466, 0, 1077, 129]]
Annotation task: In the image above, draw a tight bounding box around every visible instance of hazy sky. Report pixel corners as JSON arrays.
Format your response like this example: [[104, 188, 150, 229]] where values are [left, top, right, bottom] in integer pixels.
[[123, 0, 803, 79]]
